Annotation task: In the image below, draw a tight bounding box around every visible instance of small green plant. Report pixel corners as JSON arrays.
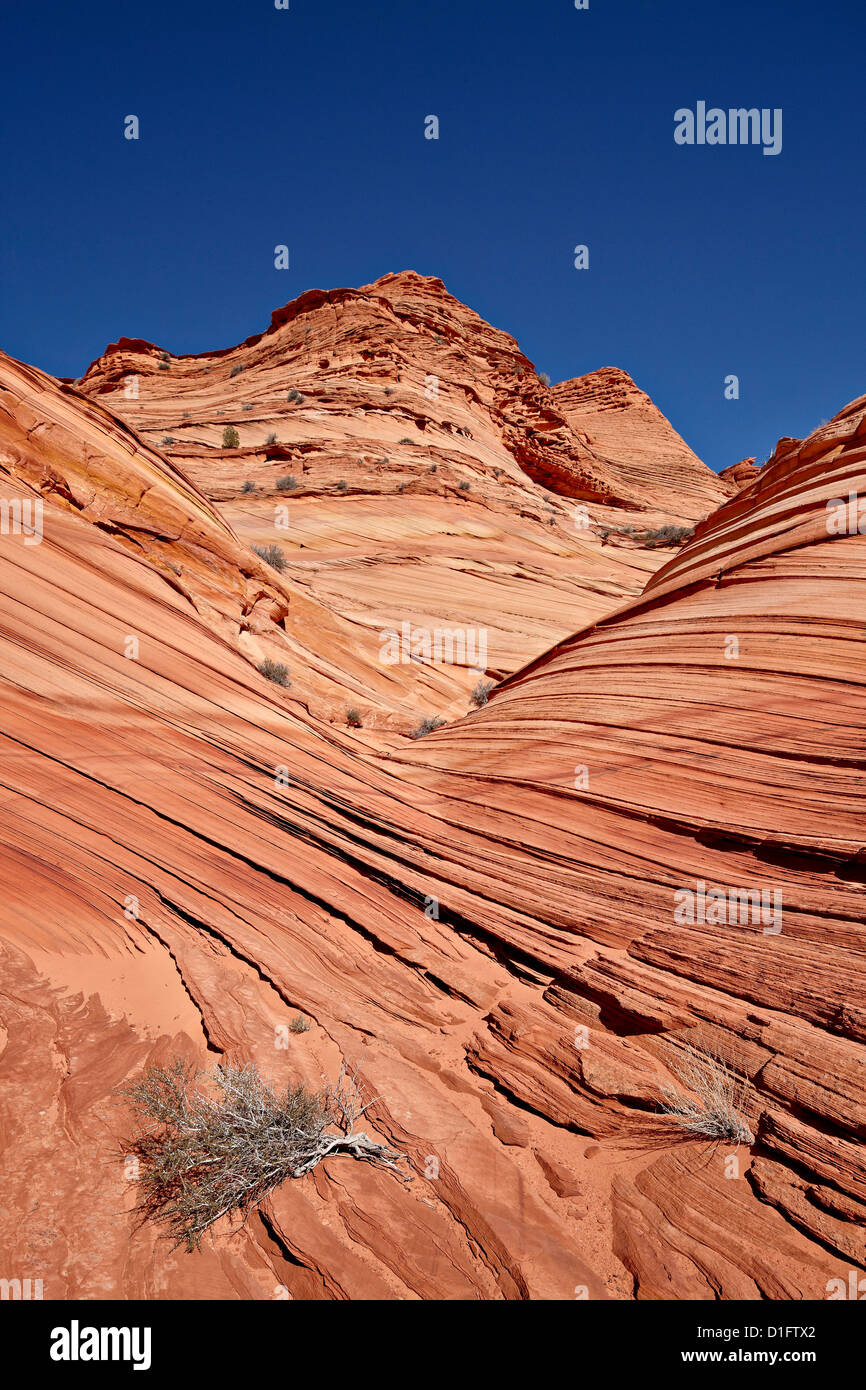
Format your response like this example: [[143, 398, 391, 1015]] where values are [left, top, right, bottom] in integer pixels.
[[434, 335, 446, 346], [429, 463, 438, 473], [266, 433, 277, 445], [470, 679, 495, 707], [384, 387, 394, 396], [158, 361, 169, 371], [539, 371, 551, 387], [287, 389, 304, 403], [336, 479, 348, 492], [230, 365, 244, 378], [289, 1014, 310, 1033], [398, 437, 414, 445], [459, 481, 471, 492], [159, 351, 170, 363], [346, 707, 362, 728], [410, 715, 446, 739], [242, 480, 256, 493], [258, 657, 291, 686], [252, 543, 287, 573], [119, 1059, 406, 1250], [276, 475, 297, 491], [160, 436, 176, 445], [222, 425, 240, 448]]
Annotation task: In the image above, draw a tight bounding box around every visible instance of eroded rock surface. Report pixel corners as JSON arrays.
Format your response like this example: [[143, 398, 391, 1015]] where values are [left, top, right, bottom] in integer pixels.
[[0, 295, 862, 1301]]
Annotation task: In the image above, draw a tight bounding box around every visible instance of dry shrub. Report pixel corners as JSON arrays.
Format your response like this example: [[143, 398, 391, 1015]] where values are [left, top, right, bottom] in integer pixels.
[[121, 1060, 407, 1250], [470, 679, 494, 707], [257, 657, 290, 686], [658, 1036, 754, 1145], [252, 543, 287, 573]]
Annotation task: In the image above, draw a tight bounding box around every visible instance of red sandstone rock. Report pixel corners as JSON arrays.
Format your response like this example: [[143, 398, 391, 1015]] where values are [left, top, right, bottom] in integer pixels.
[[552, 366, 728, 518], [74, 273, 726, 731], [0, 286, 863, 1302], [719, 456, 762, 489]]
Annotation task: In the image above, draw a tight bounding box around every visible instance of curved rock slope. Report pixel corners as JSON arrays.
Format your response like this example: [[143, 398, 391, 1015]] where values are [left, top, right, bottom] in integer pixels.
[[553, 366, 732, 517], [390, 393, 866, 1294], [0, 341, 861, 1302], [0, 350, 620, 1300], [75, 272, 726, 727]]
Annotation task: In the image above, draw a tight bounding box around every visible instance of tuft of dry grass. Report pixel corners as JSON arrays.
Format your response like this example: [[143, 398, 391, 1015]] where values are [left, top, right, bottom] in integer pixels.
[[120, 1059, 407, 1251], [658, 1037, 754, 1145], [410, 715, 445, 739], [470, 679, 494, 708], [252, 543, 287, 573], [257, 657, 290, 686]]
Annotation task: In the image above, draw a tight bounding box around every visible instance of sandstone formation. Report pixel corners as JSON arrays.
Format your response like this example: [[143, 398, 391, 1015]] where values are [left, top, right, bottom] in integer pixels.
[[719, 456, 763, 490], [552, 366, 730, 516], [74, 273, 726, 730], [0, 281, 862, 1302]]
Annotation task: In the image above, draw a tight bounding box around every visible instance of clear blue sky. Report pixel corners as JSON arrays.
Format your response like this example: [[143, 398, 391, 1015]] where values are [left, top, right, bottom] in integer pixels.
[[2, 0, 863, 472]]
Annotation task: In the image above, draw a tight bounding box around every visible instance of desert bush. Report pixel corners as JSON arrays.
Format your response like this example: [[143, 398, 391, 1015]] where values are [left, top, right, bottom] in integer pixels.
[[266, 433, 277, 445], [384, 387, 394, 395], [120, 1058, 406, 1250], [241, 479, 256, 493], [222, 425, 240, 448], [243, 403, 254, 412], [287, 389, 304, 403], [159, 351, 170, 363], [346, 707, 362, 728], [458, 481, 471, 491], [276, 475, 297, 491], [182, 411, 191, 420], [160, 436, 176, 445], [470, 679, 495, 707], [230, 365, 244, 378], [429, 463, 438, 473], [289, 1014, 310, 1033], [658, 1037, 754, 1145], [398, 437, 414, 445], [336, 479, 348, 492], [258, 657, 291, 685], [539, 371, 551, 387], [158, 361, 169, 371], [640, 524, 693, 548], [410, 715, 445, 739], [252, 543, 287, 573]]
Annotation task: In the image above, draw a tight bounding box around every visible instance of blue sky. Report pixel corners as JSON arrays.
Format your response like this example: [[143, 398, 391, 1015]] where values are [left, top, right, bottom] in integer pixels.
[[2, 0, 863, 472]]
